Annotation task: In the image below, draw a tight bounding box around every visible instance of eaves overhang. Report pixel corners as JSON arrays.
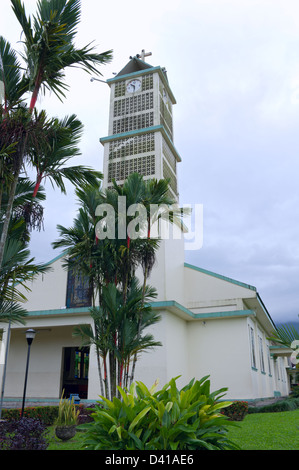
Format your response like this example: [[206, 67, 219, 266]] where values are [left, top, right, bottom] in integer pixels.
[[20, 303, 256, 323]]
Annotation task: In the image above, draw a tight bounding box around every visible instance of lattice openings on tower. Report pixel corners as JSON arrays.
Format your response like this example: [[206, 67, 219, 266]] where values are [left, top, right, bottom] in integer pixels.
[[113, 112, 154, 134], [109, 133, 155, 160], [163, 159, 177, 196], [160, 97, 173, 139], [108, 155, 156, 183], [162, 138, 176, 173], [113, 74, 154, 98], [114, 92, 154, 117]]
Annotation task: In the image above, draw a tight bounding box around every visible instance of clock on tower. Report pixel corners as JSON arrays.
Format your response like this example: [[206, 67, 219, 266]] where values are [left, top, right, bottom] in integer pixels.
[[100, 51, 181, 201]]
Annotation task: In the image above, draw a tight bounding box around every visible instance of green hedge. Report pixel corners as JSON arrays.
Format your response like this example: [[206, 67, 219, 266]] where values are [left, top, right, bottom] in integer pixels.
[[1, 406, 59, 425], [248, 398, 299, 414], [221, 401, 248, 421], [1, 404, 95, 426]]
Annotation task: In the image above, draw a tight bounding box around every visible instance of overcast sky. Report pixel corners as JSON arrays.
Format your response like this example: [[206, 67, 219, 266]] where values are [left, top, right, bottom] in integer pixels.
[[1, 0, 299, 325]]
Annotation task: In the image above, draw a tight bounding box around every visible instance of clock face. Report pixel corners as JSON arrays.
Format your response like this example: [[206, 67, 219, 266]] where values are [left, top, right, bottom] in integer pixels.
[[127, 79, 141, 93]]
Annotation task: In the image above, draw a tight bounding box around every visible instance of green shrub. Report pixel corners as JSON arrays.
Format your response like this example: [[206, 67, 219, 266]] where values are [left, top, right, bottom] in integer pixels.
[[55, 394, 80, 427], [249, 398, 299, 414], [77, 406, 94, 425], [221, 401, 248, 421], [79, 376, 239, 450], [2, 406, 58, 425], [2, 403, 94, 426], [0, 418, 48, 450]]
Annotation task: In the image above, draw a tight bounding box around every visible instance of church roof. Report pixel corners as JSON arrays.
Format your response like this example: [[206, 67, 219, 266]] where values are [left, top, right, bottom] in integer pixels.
[[115, 56, 153, 77], [106, 53, 174, 102]]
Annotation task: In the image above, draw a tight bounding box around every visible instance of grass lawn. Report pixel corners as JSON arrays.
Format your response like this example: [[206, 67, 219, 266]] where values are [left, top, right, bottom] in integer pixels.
[[227, 409, 299, 450], [46, 426, 86, 450], [45, 408, 299, 450]]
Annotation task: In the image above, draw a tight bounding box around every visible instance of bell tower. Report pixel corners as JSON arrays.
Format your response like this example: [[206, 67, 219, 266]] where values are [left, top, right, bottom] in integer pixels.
[[100, 51, 181, 201], [100, 52, 185, 305]]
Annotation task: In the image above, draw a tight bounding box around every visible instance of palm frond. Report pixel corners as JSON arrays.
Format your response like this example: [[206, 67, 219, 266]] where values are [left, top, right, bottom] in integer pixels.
[[268, 323, 299, 348], [0, 36, 23, 105], [0, 299, 28, 325], [12, 0, 112, 102]]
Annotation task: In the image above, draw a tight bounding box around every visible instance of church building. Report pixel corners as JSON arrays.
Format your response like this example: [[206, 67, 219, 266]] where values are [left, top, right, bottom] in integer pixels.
[[0, 52, 292, 407]]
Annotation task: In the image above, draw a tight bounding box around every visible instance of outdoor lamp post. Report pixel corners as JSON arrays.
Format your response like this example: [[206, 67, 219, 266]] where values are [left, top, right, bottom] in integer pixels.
[[21, 329, 36, 418]]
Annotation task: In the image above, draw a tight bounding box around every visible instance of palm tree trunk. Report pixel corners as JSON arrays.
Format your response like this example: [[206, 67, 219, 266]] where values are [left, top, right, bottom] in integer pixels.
[[91, 280, 104, 397], [103, 354, 109, 399], [129, 258, 149, 386], [29, 69, 43, 112], [0, 146, 24, 268], [32, 173, 42, 197], [109, 349, 116, 400]]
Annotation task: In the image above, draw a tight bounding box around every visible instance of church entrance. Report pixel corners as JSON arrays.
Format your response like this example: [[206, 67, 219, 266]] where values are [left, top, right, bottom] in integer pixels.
[[61, 347, 89, 399]]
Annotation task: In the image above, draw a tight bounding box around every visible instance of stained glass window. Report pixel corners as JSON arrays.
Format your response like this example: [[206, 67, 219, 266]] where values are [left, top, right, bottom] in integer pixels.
[[66, 269, 92, 308]]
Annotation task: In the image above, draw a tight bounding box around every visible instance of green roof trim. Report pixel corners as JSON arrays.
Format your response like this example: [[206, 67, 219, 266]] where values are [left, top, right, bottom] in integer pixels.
[[42, 250, 67, 267], [151, 301, 255, 320], [193, 309, 256, 320], [107, 65, 176, 104], [26, 303, 255, 321], [184, 263, 257, 291], [100, 125, 181, 162], [150, 300, 196, 318], [27, 307, 91, 316]]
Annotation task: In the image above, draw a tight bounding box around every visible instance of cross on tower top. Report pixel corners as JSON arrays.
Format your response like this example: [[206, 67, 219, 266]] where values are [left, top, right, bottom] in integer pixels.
[[133, 49, 152, 61]]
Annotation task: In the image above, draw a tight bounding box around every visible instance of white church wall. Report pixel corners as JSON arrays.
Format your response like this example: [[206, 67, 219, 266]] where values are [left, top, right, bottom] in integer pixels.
[[184, 264, 256, 310], [127, 310, 188, 391], [135, 236, 185, 306], [5, 326, 78, 398], [187, 316, 254, 400], [247, 317, 290, 399], [129, 310, 168, 389], [18, 255, 68, 312], [164, 311, 189, 389], [3, 314, 93, 399]]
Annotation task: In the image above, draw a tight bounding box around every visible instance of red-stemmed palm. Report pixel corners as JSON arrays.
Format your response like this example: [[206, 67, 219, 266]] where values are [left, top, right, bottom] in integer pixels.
[[11, 0, 112, 111], [0, 0, 112, 267], [29, 113, 102, 198]]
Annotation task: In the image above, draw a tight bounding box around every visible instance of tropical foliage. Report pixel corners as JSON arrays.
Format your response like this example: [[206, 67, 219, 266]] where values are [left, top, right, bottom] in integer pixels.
[[79, 376, 238, 451], [53, 173, 186, 399], [55, 392, 80, 427], [268, 323, 299, 348], [0, 417, 48, 450], [0, 0, 112, 268]]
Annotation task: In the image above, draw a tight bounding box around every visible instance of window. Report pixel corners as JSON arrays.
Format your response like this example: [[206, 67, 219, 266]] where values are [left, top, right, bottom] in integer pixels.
[[267, 344, 272, 375], [66, 268, 92, 308], [249, 326, 256, 369], [258, 336, 265, 373]]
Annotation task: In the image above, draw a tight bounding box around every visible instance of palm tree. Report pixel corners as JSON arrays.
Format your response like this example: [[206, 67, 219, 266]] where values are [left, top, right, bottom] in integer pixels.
[[0, 177, 49, 306], [10, 0, 112, 110], [268, 323, 299, 348], [0, 229, 49, 420], [110, 173, 187, 383], [73, 279, 160, 400], [2, 177, 46, 240], [29, 113, 102, 198], [0, 237, 49, 303], [0, 0, 112, 267], [53, 172, 189, 397], [53, 180, 115, 396]]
